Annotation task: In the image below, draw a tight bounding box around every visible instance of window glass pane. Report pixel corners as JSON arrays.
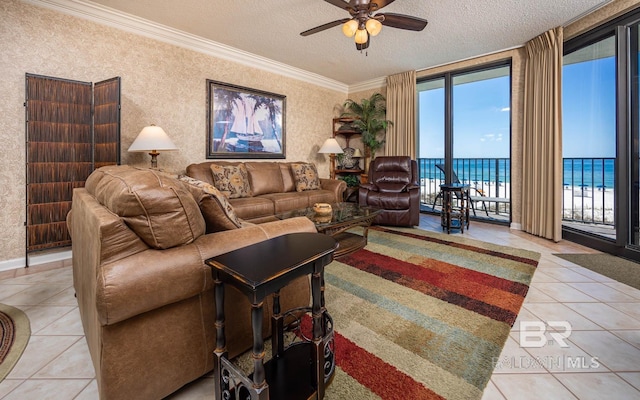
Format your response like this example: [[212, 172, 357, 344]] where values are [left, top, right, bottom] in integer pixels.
[[417, 78, 445, 209], [417, 78, 444, 159], [562, 35, 616, 233], [452, 66, 511, 199]]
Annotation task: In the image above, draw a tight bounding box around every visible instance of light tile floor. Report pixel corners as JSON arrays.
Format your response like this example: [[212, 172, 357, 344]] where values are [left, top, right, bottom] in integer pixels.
[[0, 215, 639, 399]]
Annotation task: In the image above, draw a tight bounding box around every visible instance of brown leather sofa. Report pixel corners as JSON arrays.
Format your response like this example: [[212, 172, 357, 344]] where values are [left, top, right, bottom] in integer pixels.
[[358, 156, 420, 226], [68, 165, 319, 400], [187, 161, 346, 223]]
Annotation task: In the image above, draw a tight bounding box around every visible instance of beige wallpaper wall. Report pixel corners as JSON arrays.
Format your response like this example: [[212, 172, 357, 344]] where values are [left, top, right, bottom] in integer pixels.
[[0, 0, 345, 263]]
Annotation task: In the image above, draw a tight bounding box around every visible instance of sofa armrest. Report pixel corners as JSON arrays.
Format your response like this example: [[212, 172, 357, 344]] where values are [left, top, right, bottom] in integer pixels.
[[320, 178, 347, 202], [195, 216, 316, 260], [96, 217, 316, 325]]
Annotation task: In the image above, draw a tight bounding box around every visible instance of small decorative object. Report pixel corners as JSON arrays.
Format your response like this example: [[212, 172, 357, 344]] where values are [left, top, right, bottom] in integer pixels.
[[313, 203, 333, 215], [340, 147, 358, 169], [313, 214, 333, 224]]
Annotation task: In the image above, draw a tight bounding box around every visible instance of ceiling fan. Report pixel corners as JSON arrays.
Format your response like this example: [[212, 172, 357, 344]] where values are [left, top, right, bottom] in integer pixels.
[[300, 0, 428, 51]]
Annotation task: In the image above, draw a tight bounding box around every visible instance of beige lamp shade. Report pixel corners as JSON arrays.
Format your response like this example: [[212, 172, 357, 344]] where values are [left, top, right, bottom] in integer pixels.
[[342, 19, 358, 37], [352, 148, 363, 158], [354, 28, 368, 44], [128, 125, 178, 168], [365, 19, 382, 36], [318, 138, 344, 154]]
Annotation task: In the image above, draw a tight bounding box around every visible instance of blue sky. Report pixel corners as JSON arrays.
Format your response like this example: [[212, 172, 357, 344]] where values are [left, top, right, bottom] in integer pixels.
[[418, 56, 616, 159], [418, 74, 511, 159], [562, 56, 616, 158]]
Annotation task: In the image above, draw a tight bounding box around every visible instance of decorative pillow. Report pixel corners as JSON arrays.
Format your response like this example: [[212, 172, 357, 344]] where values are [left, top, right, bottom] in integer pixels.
[[209, 164, 252, 199], [290, 163, 321, 192], [179, 175, 244, 232]]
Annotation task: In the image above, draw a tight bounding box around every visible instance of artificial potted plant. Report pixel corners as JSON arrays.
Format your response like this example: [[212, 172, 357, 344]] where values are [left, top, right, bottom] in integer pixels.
[[341, 92, 392, 176]]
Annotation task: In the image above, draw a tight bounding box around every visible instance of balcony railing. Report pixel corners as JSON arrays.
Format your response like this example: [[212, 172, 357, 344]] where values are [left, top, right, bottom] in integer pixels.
[[418, 158, 510, 218], [562, 158, 615, 226], [417, 157, 615, 226]]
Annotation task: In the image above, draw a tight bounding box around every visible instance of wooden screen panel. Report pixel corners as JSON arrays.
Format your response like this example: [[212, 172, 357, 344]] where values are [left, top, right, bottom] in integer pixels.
[[94, 77, 121, 169], [26, 74, 93, 251]]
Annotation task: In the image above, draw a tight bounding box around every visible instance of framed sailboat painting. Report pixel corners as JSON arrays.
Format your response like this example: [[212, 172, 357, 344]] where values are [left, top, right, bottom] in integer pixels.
[[206, 79, 286, 159]]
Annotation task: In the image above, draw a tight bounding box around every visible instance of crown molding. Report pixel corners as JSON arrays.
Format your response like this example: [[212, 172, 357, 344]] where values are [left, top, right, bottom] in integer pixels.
[[348, 77, 388, 94], [23, 0, 350, 93]]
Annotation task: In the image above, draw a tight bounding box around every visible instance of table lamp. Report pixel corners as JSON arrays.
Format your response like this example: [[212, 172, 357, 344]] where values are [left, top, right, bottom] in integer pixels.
[[128, 125, 178, 168], [352, 148, 363, 169], [318, 138, 344, 179]]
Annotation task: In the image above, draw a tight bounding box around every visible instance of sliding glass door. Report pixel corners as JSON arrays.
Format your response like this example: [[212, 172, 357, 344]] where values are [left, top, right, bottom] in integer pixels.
[[417, 63, 512, 223], [632, 23, 640, 248], [562, 35, 616, 240], [563, 9, 640, 260]]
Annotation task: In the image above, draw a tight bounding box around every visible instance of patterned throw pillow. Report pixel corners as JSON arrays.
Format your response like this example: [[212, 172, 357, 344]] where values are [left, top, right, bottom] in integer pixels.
[[209, 164, 252, 199], [290, 163, 321, 192], [178, 175, 244, 232]]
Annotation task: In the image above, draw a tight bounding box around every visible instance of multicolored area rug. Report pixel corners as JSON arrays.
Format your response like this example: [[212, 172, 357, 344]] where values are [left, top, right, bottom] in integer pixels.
[[0, 303, 31, 382], [324, 226, 540, 400]]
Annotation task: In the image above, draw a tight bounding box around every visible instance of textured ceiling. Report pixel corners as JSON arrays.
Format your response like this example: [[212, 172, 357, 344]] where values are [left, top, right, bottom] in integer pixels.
[[61, 0, 610, 86]]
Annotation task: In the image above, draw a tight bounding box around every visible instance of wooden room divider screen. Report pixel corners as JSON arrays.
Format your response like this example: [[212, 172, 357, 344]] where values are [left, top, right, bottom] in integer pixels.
[[25, 74, 120, 259]]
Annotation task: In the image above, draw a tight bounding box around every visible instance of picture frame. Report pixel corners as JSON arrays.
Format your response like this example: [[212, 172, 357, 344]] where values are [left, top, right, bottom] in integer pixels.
[[206, 79, 286, 159]]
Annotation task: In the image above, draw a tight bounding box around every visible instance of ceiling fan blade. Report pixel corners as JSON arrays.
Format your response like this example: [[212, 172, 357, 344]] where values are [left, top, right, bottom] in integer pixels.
[[323, 0, 352, 11], [379, 13, 428, 31], [300, 18, 350, 36], [370, 0, 396, 11]]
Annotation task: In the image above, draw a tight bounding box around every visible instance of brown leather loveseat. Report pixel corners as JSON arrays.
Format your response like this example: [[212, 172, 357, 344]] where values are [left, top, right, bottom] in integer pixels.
[[68, 165, 318, 399]]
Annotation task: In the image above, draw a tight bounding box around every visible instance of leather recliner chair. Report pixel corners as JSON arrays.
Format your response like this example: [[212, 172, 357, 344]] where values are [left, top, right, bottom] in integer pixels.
[[358, 156, 420, 226]]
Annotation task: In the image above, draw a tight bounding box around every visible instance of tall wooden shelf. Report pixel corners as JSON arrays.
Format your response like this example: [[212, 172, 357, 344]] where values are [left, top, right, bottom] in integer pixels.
[[332, 117, 364, 180]]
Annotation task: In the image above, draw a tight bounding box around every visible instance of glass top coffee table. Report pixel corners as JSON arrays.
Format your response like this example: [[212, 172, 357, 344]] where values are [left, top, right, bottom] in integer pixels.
[[276, 202, 380, 258]]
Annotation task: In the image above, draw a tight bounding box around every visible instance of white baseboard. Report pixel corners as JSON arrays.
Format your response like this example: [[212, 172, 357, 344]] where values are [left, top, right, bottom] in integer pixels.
[[0, 250, 72, 272], [510, 223, 523, 230]]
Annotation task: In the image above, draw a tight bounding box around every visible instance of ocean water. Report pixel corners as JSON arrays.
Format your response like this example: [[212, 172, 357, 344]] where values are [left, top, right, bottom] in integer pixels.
[[563, 158, 615, 188], [419, 158, 511, 184], [418, 158, 615, 188]]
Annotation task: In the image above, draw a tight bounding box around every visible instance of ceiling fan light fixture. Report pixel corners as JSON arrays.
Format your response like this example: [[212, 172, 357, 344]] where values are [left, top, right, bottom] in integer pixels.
[[342, 19, 358, 37], [354, 28, 368, 44], [365, 18, 382, 36]]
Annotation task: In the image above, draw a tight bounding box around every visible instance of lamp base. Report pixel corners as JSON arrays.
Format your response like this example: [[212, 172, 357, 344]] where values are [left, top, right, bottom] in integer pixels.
[[148, 151, 159, 169]]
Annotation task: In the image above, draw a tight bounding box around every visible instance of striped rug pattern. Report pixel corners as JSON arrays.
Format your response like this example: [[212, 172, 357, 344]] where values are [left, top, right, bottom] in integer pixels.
[[323, 227, 540, 400]]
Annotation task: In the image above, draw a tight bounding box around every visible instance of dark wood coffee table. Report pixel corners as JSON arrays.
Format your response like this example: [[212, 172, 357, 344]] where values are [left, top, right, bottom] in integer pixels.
[[275, 202, 380, 258]]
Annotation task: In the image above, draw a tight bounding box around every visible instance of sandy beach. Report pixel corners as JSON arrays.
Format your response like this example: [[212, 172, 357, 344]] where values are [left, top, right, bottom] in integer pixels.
[[419, 178, 614, 225]]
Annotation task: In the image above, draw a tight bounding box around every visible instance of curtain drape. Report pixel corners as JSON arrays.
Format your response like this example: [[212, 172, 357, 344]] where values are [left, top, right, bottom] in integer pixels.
[[385, 70, 416, 158], [522, 27, 563, 242]]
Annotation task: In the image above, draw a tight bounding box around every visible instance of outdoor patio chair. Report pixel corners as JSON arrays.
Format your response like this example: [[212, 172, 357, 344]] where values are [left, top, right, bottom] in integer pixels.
[[432, 163, 489, 216]]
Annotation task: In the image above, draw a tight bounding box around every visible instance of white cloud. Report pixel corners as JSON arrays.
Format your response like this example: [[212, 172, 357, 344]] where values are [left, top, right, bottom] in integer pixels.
[[500, 107, 510, 112]]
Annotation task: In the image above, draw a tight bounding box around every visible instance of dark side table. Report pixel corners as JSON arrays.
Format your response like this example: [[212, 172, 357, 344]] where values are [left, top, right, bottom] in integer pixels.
[[206, 233, 337, 400], [439, 183, 471, 233]]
